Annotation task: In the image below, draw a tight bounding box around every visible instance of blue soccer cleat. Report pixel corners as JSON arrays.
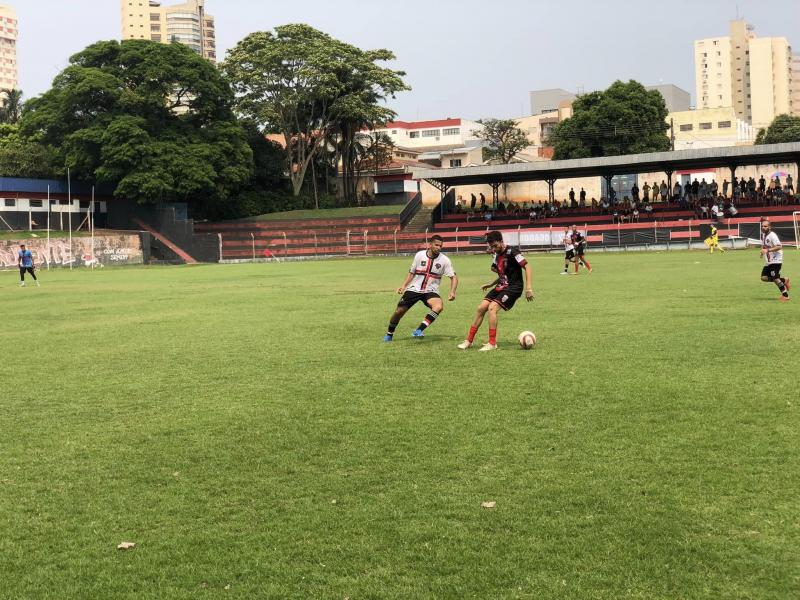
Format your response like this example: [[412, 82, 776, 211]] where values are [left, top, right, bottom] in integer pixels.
[[383, 334, 393, 342], [412, 329, 425, 338]]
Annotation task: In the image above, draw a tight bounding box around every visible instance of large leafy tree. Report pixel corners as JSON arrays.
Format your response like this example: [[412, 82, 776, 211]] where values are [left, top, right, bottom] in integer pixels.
[[476, 118, 530, 164], [20, 40, 252, 207], [223, 24, 408, 198], [0, 124, 56, 177], [755, 114, 800, 145], [548, 80, 670, 159]]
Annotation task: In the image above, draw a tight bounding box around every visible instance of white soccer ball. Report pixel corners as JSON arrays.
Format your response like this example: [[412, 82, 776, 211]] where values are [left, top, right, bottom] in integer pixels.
[[518, 330, 536, 350]]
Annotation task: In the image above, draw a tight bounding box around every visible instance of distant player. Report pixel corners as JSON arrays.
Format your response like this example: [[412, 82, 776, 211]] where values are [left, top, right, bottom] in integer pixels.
[[760, 220, 790, 302], [704, 224, 725, 253], [570, 225, 593, 273], [457, 231, 534, 351], [384, 235, 458, 341], [560, 228, 576, 275], [18, 243, 40, 288]]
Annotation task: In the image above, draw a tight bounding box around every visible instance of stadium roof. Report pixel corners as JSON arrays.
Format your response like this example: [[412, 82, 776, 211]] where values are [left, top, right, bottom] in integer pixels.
[[411, 142, 800, 186]]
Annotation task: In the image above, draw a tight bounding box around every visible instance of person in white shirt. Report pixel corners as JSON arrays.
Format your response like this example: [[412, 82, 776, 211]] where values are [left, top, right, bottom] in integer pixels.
[[560, 229, 576, 275], [384, 235, 458, 340], [760, 220, 790, 302]]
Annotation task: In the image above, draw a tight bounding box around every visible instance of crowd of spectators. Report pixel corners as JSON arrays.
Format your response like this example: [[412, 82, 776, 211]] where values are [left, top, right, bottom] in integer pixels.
[[452, 173, 796, 224]]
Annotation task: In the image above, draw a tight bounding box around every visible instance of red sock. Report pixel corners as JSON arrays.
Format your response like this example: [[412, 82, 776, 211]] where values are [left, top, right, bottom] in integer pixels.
[[575, 262, 579, 273], [582, 258, 591, 269], [467, 326, 478, 343], [489, 328, 497, 345]]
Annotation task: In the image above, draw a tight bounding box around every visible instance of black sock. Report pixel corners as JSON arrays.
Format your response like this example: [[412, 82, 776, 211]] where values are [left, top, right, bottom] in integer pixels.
[[418, 310, 439, 331], [776, 281, 788, 297], [387, 321, 399, 336]]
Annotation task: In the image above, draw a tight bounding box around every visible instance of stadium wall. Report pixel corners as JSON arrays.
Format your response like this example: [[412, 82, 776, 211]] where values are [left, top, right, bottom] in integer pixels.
[[0, 233, 147, 269]]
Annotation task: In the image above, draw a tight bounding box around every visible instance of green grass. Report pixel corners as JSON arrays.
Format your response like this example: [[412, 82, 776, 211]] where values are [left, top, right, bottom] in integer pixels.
[[1, 251, 799, 599], [241, 204, 403, 222], [0, 230, 93, 240]]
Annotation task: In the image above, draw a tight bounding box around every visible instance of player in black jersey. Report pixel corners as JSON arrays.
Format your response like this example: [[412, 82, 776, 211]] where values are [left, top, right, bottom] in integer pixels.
[[458, 231, 534, 351], [570, 225, 592, 273]]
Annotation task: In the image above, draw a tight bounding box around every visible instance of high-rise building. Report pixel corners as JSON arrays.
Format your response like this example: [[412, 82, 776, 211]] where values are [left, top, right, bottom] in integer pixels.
[[0, 4, 18, 90], [791, 54, 800, 117], [121, 0, 216, 63], [694, 19, 792, 129]]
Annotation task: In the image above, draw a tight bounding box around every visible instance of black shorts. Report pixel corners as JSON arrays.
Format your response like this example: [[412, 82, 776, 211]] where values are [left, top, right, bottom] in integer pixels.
[[565, 250, 575, 260], [398, 291, 440, 308], [762, 264, 782, 280], [575, 244, 586, 256], [485, 288, 522, 311]]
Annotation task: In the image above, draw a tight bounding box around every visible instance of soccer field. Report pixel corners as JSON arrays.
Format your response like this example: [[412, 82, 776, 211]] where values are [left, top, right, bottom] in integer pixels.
[[2, 251, 799, 599]]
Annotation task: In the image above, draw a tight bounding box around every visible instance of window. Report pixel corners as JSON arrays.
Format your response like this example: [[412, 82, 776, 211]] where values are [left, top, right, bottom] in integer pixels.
[[79, 200, 90, 209], [4, 198, 14, 207], [718, 121, 732, 128], [391, 130, 397, 135], [151, 35, 161, 41], [679, 124, 693, 131], [449, 159, 462, 167], [699, 122, 712, 130], [151, 24, 160, 31], [30, 199, 43, 208], [409, 131, 419, 139], [443, 128, 460, 136], [150, 13, 160, 20], [421, 129, 440, 137]]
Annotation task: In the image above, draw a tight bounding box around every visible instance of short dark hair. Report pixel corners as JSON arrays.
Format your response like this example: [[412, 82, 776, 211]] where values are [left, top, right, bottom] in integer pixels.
[[486, 231, 503, 244], [429, 234, 443, 243]]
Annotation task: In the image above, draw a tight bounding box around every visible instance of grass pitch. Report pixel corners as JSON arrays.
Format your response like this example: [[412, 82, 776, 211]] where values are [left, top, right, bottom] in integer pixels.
[[1, 250, 799, 599]]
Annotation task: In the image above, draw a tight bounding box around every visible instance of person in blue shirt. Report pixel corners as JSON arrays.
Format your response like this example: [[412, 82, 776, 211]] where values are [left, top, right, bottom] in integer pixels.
[[18, 243, 39, 287]]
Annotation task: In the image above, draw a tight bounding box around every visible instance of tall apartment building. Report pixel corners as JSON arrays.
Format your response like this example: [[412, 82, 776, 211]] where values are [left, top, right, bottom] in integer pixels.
[[121, 0, 216, 63], [695, 20, 792, 129], [792, 54, 800, 117], [0, 4, 18, 90]]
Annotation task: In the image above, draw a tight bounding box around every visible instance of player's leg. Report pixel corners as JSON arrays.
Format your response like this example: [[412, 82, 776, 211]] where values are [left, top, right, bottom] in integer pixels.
[[484, 301, 501, 349], [384, 304, 410, 341], [458, 299, 490, 349], [28, 267, 39, 286], [562, 254, 570, 274], [19, 266, 26, 287], [580, 252, 592, 272], [413, 296, 443, 337]]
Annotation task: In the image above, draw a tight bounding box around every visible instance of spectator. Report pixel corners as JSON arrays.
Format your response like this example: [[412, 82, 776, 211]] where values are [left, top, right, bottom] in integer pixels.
[[456, 195, 464, 212], [728, 200, 738, 217], [787, 173, 794, 194], [485, 210, 493, 222], [569, 188, 576, 205], [645, 201, 653, 216], [732, 176, 739, 200], [710, 179, 718, 198], [673, 181, 682, 204], [479, 192, 486, 211], [722, 178, 729, 198], [470, 193, 477, 211], [591, 197, 598, 211], [738, 177, 747, 200], [579, 188, 587, 206], [498, 201, 506, 213], [659, 180, 668, 204], [710, 202, 720, 223], [631, 183, 640, 202], [691, 178, 700, 202], [747, 177, 756, 201], [631, 205, 640, 222], [699, 178, 708, 200], [758, 175, 766, 196], [642, 182, 651, 202], [601, 197, 610, 214]]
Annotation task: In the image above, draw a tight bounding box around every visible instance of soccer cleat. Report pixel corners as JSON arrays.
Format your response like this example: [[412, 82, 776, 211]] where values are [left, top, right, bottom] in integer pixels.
[[35, 281, 40, 287], [411, 329, 425, 338], [383, 334, 393, 342], [478, 343, 498, 352], [779, 295, 790, 303], [570, 272, 579, 276], [457, 340, 472, 350], [19, 282, 25, 287], [559, 271, 568, 276], [588, 268, 593, 273]]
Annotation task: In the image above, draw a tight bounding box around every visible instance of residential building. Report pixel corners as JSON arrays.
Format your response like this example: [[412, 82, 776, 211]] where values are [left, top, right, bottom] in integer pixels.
[[669, 107, 755, 150], [695, 19, 792, 129], [371, 118, 484, 168], [0, 4, 18, 90], [793, 55, 800, 117], [121, 0, 216, 62], [529, 89, 576, 115]]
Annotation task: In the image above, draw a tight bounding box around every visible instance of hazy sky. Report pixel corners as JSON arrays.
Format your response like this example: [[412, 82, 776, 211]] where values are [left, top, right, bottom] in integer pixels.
[[16, 0, 800, 121]]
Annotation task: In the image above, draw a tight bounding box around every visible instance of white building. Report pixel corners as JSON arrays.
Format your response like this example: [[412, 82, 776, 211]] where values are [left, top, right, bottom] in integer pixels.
[[0, 4, 18, 90]]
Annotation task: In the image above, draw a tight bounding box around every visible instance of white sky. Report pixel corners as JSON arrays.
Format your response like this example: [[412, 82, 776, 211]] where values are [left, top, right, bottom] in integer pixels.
[[16, 0, 800, 121]]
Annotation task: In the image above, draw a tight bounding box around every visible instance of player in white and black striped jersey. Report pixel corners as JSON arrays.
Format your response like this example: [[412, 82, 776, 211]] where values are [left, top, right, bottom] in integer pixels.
[[760, 219, 790, 302], [383, 235, 458, 341]]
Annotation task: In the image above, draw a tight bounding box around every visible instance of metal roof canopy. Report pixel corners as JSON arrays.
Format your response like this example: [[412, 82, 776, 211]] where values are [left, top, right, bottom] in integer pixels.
[[412, 142, 800, 187]]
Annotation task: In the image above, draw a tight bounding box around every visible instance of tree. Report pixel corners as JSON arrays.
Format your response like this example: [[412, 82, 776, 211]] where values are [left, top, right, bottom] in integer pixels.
[[548, 80, 670, 159], [475, 118, 530, 164], [223, 24, 408, 198], [20, 40, 252, 208], [0, 89, 23, 124], [0, 124, 56, 177], [755, 114, 800, 145]]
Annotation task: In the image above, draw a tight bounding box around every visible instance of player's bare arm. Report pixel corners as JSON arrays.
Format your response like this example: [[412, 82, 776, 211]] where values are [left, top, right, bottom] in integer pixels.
[[524, 264, 534, 301], [481, 277, 500, 291], [396, 272, 414, 294], [448, 275, 459, 301]]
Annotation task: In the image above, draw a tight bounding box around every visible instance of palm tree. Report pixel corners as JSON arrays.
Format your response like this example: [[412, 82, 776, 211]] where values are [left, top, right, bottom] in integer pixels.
[[0, 89, 23, 124]]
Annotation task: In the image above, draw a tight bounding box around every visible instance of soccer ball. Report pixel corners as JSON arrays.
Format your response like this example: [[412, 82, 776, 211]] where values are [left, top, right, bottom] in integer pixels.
[[518, 330, 536, 350]]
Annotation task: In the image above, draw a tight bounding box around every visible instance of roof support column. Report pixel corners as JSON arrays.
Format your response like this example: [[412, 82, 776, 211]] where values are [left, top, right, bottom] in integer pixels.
[[665, 169, 673, 205], [490, 182, 501, 209], [424, 179, 450, 221], [546, 178, 557, 202], [602, 174, 614, 203]]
